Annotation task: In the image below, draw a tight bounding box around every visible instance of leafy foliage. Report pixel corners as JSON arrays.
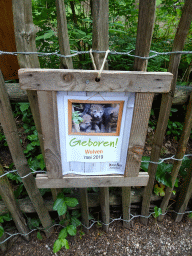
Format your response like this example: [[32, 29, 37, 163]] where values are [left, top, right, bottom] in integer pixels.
[[53, 193, 81, 253]]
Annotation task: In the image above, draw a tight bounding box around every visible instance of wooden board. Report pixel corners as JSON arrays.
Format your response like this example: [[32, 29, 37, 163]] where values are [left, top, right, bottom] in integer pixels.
[[35, 172, 149, 188], [19, 69, 173, 93]]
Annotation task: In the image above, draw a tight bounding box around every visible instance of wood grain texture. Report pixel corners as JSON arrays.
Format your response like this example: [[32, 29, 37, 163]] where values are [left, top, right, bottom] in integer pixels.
[[79, 188, 89, 233], [0, 163, 29, 240], [0, 187, 164, 214], [122, 187, 131, 228], [55, 0, 73, 69], [92, 0, 109, 69], [141, 0, 192, 225], [92, 1, 110, 233], [19, 69, 172, 93], [100, 187, 109, 232], [35, 173, 149, 188], [0, 70, 53, 237], [125, 93, 154, 177], [6, 83, 28, 102], [37, 91, 62, 178], [174, 161, 192, 222], [158, 93, 192, 221], [0, 0, 19, 80]]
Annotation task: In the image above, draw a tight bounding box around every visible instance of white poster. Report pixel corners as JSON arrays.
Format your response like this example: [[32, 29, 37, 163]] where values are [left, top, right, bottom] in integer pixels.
[[64, 95, 128, 162], [57, 92, 135, 175]]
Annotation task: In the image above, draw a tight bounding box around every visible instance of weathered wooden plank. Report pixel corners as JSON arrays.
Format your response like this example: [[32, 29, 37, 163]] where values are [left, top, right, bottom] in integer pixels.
[[5, 83, 190, 103], [0, 188, 171, 215], [125, 93, 154, 177], [158, 93, 192, 221], [0, 70, 53, 237], [174, 161, 192, 222], [141, 0, 192, 225], [0, 163, 29, 240], [0, 0, 19, 80], [35, 173, 149, 188], [19, 69, 173, 93], [56, 0, 73, 69], [79, 188, 89, 233], [100, 187, 109, 232], [122, 187, 131, 228], [92, 0, 109, 69], [37, 91, 62, 179]]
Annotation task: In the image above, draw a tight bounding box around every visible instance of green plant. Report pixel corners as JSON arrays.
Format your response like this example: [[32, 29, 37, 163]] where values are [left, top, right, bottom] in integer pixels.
[[0, 213, 12, 238], [52, 193, 81, 253], [153, 206, 162, 218]]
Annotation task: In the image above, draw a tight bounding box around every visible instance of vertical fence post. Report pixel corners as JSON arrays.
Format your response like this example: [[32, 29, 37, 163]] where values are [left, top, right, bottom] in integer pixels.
[[158, 93, 192, 221], [0, 163, 29, 240], [0, 70, 53, 237], [141, 0, 192, 225], [56, 0, 73, 69], [55, 0, 90, 228], [92, 0, 110, 232], [127, 0, 156, 227], [174, 160, 192, 222]]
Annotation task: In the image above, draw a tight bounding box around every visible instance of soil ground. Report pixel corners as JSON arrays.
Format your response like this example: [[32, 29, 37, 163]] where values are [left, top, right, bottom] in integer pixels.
[[4, 215, 192, 256]]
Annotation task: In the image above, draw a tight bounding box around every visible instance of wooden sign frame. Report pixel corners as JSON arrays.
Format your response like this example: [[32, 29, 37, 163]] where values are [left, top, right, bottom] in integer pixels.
[[18, 68, 173, 188]]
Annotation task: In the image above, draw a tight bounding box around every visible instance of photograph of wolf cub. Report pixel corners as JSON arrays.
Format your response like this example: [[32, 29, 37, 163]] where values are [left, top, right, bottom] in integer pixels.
[[70, 101, 124, 136]]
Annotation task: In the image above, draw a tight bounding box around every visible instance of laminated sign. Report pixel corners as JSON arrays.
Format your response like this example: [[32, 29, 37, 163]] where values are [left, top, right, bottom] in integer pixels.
[[57, 92, 135, 175], [19, 68, 172, 187]]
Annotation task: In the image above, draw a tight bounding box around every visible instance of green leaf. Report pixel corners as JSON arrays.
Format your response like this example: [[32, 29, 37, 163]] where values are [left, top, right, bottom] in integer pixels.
[[60, 238, 69, 250], [156, 163, 173, 187], [19, 103, 30, 112], [65, 197, 79, 208], [0, 226, 4, 238], [53, 238, 69, 253], [53, 239, 62, 253], [140, 156, 150, 172], [71, 217, 81, 227], [154, 183, 165, 197], [37, 231, 43, 240], [58, 228, 67, 239], [36, 30, 55, 40], [53, 195, 67, 216], [67, 225, 77, 236], [153, 206, 162, 218]]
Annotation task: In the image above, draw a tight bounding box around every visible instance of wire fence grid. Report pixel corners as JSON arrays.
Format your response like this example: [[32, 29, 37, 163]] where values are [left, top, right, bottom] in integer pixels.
[[0, 48, 192, 246], [1, 209, 192, 245], [0, 154, 192, 180], [0, 49, 192, 60]]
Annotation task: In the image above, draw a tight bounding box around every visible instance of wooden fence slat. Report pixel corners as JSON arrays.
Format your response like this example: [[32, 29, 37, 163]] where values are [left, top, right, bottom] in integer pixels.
[[0, 163, 29, 240], [12, 0, 64, 227], [122, 187, 131, 228], [125, 92, 154, 177], [56, 0, 73, 69], [35, 173, 149, 188], [174, 161, 192, 222], [18, 69, 172, 93], [158, 93, 192, 221], [0, 188, 163, 214], [0, 70, 53, 237], [37, 91, 63, 179], [141, 0, 192, 225], [129, 0, 156, 226], [92, 0, 109, 232], [79, 188, 89, 234]]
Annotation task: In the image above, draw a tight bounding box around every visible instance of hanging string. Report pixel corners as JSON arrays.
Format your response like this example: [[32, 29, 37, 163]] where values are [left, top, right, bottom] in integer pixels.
[[89, 49, 110, 79]]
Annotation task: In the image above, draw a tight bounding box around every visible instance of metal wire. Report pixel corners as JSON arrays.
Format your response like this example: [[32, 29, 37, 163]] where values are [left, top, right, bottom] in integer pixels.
[[0, 209, 192, 245], [0, 49, 192, 60]]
